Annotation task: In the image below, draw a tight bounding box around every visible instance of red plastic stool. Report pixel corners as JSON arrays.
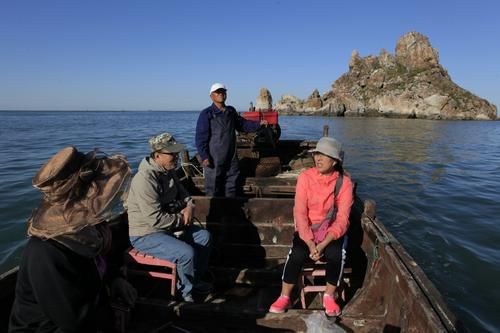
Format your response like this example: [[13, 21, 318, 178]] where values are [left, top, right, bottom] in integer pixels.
[[125, 247, 177, 297]]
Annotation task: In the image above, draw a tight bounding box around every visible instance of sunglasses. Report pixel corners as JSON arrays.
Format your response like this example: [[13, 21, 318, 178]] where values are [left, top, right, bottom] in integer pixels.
[[159, 151, 179, 156]]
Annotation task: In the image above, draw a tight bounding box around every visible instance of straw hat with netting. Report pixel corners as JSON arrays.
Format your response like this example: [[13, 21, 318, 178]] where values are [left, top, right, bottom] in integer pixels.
[[28, 146, 131, 239]]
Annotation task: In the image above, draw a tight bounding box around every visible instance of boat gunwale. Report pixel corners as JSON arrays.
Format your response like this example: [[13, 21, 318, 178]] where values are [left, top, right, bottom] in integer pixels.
[[361, 209, 467, 332]]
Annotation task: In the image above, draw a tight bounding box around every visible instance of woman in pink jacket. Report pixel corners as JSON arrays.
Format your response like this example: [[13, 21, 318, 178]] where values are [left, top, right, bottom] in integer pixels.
[[269, 136, 354, 317]]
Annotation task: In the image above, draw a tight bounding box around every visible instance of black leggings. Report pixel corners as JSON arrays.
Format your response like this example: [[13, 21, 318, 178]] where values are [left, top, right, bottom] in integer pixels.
[[282, 233, 346, 286]]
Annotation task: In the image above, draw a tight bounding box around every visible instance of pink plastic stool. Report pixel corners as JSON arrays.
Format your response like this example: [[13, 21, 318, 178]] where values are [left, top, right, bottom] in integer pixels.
[[125, 247, 177, 297], [298, 261, 351, 309]]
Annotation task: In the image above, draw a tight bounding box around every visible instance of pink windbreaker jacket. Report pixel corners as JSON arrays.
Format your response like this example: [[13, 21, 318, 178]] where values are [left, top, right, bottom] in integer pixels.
[[293, 168, 354, 243]]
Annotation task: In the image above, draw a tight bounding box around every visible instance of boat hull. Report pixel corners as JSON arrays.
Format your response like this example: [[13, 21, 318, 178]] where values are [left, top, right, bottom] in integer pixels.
[[0, 138, 467, 332]]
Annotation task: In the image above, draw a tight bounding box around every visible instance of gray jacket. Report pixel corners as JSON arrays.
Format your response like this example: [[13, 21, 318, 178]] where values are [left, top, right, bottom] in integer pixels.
[[126, 157, 192, 237]]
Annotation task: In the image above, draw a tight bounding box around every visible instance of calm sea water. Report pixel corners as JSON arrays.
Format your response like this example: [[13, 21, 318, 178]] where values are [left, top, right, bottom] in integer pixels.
[[0, 111, 499, 332]]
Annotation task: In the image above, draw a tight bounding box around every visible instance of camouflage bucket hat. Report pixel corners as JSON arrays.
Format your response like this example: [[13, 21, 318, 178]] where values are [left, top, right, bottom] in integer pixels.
[[27, 146, 131, 239], [149, 132, 185, 153]]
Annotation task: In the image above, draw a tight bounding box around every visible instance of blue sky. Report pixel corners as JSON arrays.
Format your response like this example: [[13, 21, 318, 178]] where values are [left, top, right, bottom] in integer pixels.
[[1, 0, 499, 112]]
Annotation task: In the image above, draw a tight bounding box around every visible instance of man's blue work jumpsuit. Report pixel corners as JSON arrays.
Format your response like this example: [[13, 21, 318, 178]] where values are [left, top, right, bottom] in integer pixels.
[[195, 104, 260, 197]]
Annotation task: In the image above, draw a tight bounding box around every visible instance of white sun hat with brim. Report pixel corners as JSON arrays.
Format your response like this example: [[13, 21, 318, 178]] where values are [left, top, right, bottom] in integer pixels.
[[309, 136, 344, 162]]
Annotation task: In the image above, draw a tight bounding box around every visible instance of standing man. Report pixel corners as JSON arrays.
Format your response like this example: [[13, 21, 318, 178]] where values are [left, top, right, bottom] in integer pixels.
[[195, 83, 267, 197], [126, 133, 212, 302]]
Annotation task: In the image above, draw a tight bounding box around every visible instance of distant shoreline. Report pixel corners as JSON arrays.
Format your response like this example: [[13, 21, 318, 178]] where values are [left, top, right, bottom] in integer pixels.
[[0, 109, 200, 112], [277, 109, 500, 121], [1, 109, 498, 120]]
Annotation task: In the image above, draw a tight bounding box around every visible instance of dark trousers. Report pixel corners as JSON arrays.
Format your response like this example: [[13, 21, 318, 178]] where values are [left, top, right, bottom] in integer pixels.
[[282, 233, 347, 286], [203, 156, 239, 197]]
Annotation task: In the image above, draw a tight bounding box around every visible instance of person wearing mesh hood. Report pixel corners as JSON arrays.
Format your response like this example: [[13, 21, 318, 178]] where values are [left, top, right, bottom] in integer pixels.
[[9, 147, 137, 333], [126, 132, 212, 302]]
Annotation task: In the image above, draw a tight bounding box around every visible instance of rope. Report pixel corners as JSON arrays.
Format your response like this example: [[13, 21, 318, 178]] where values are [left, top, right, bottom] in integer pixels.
[[180, 162, 204, 177], [275, 169, 303, 178]]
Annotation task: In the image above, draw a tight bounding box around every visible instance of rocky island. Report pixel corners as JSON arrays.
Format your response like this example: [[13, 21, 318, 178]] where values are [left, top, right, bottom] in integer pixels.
[[270, 32, 497, 120]]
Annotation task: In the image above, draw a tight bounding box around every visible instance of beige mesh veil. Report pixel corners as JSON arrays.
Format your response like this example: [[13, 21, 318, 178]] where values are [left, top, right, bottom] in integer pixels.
[[27, 147, 131, 239]]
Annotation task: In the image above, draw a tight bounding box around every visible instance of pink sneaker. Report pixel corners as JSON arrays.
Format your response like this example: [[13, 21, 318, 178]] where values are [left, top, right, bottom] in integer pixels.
[[323, 294, 341, 317], [269, 295, 291, 313]]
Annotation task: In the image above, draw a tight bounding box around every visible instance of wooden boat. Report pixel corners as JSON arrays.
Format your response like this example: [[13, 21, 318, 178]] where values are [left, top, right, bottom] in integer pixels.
[[0, 133, 468, 332]]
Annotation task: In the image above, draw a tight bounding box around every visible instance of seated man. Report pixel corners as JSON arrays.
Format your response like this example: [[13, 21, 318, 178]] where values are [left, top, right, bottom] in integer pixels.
[[126, 132, 212, 302]]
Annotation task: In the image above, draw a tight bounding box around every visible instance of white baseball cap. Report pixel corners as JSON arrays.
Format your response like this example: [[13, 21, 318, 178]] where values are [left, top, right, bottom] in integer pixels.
[[210, 83, 227, 94]]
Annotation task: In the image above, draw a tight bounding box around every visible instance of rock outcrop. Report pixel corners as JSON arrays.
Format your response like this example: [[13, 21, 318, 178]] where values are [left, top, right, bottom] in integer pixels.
[[304, 89, 323, 110], [255, 88, 273, 111], [274, 32, 497, 120], [274, 94, 304, 113], [274, 89, 328, 114]]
